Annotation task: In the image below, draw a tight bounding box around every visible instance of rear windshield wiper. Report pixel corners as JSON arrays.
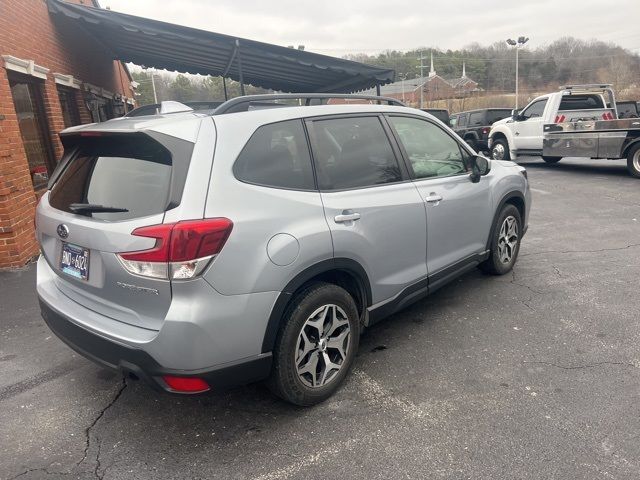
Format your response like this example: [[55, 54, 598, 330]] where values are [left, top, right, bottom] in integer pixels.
[[69, 203, 129, 214]]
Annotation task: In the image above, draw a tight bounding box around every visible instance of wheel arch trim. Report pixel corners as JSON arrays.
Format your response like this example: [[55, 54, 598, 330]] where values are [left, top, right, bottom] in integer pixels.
[[486, 190, 526, 250], [621, 137, 640, 159], [260, 258, 372, 353]]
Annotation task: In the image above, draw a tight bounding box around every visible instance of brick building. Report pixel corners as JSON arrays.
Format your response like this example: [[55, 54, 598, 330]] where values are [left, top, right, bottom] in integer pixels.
[[371, 54, 480, 106], [0, 0, 136, 268]]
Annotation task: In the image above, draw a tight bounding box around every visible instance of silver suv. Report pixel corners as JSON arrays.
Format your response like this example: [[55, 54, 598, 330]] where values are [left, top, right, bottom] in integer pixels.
[[36, 94, 531, 406]]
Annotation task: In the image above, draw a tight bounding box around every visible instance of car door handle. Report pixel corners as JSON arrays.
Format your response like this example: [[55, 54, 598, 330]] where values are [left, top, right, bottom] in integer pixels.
[[515, 131, 520, 135], [425, 194, 443, 204], [334, 212, 361, 223]]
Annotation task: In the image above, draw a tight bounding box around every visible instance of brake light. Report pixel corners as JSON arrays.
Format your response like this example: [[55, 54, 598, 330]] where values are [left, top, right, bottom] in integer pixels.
[[482, 127, 490, 134], [554, 114, 566, 123], [162, 376, 210, 393], [117, 218, 233, 280]]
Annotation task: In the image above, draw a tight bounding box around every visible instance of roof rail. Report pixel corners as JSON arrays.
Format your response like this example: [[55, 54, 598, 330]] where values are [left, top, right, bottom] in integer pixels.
[[560, 84, 612, 90], [213, 93, 405, 115], [159, 100, 194, 114]]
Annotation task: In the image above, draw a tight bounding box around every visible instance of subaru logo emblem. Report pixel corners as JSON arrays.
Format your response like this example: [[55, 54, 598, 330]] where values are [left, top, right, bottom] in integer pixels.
[[57, 224, 69, 239]]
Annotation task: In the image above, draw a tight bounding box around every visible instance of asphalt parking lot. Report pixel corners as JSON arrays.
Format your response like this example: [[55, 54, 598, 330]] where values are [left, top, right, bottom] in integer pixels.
[[1, 156, 639, 480]]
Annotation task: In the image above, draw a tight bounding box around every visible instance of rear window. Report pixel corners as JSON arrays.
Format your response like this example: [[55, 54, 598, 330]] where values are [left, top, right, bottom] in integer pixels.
[[49, 134, 173, 221], [233, 120, 315, 190], [486, 109, 512, 124], [559, 95, 604, 111]]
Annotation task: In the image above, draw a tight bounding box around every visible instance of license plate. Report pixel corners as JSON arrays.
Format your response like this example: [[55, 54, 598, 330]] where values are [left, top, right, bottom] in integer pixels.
[[60, 243, 90, 280]]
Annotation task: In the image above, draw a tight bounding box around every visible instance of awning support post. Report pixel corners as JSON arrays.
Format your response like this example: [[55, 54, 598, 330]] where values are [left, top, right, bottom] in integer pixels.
[[236, 39, 246, 96], [376, 83, 381, 96], [223, 77, 228, 100]]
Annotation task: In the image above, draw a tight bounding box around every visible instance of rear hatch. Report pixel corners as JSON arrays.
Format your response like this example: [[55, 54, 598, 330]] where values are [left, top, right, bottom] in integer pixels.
[[37, 131, 195, 331]]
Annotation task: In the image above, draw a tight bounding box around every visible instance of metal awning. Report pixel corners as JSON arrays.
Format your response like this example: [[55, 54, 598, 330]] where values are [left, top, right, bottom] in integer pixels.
[[47, 0, 395, 93]]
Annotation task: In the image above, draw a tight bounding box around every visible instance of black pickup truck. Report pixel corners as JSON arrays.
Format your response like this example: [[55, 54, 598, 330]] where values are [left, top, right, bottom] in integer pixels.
[[450, 108, 512, 152]]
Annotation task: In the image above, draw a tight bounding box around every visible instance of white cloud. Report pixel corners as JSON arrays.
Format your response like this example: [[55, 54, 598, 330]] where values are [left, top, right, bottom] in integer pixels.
[[103, 0, 640, 56]]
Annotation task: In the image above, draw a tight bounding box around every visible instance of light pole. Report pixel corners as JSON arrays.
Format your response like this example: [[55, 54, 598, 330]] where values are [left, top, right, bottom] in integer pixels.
[[506, 36, 529, 109], [399, 73, 406, 103], [150, 71, 158, 104]]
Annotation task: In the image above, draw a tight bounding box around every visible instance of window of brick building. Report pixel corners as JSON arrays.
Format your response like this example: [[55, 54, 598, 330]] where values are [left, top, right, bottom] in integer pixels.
[[8, 73, 55, 190], [93, 96, 115, 122], [57, 86, 81, 128]]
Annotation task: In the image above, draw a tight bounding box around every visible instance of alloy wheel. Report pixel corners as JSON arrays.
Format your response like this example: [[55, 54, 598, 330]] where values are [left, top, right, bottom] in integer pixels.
[[492, 143, 505, 160], [498, 215, 519, 264], [295, 304, 351, 388]]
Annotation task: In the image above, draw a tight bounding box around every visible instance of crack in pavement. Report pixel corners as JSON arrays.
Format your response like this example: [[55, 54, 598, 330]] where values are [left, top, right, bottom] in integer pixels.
[[510, 269, 545, 300], [521, 243, 640, 258], [80, 377, 127, 479], [94, 439, 104, 480], [523, 361, 638, 370], [8, 377, 127, 480]]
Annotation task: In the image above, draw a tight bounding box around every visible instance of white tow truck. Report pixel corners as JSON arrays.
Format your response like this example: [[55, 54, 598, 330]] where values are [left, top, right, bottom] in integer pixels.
[[488, 84, 617, 163]]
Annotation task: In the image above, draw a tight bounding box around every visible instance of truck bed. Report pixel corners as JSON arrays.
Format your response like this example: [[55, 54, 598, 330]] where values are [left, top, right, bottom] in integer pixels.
[[543, 118, 640, 159]]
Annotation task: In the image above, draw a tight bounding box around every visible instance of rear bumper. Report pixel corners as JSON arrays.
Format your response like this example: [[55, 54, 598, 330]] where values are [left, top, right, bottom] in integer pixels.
[[39, 298, 272, 393]]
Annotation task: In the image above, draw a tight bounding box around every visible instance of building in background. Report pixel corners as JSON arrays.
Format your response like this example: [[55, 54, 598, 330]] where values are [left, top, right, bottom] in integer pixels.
[[0, 0, 136, 268], [373, 55, 480, 106]]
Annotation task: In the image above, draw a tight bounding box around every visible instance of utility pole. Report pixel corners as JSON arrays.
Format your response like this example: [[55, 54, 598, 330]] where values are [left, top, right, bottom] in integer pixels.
[[150, 70, 158, 104], [417, 51, 428, 109]]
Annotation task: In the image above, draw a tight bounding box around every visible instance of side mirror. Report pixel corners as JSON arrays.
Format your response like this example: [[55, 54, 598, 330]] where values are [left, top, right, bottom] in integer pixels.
[[470, 155, 491, 183], [511, 109, 521, 120]]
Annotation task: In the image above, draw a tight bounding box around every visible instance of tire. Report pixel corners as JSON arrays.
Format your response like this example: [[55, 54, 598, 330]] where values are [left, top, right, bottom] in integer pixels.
[[491, 138, 510, 160], [268, 282, 360, 406], [480, 204, 522, 275], [626, 144, 640, 179], [542, 156, 562, 164]]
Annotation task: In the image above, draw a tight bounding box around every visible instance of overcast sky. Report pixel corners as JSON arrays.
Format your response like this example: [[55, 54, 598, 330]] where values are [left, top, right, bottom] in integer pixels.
[[103, 0, 640, 56]]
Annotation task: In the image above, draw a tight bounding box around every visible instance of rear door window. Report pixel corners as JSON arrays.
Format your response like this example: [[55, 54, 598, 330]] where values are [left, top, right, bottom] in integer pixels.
[[310, 116, 402, 190], [233, 120, 315, 190], [457, 114, 468, 127], [49, 134, 173, 221]]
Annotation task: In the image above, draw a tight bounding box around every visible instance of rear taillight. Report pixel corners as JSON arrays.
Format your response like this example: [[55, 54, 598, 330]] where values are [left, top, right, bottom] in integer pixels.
[[162, 375, 210, 393], [117, 218, 233, 280], [554, 114, 566, 123], [481, 127, 490, 134], [602, 112, 614, 120]]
